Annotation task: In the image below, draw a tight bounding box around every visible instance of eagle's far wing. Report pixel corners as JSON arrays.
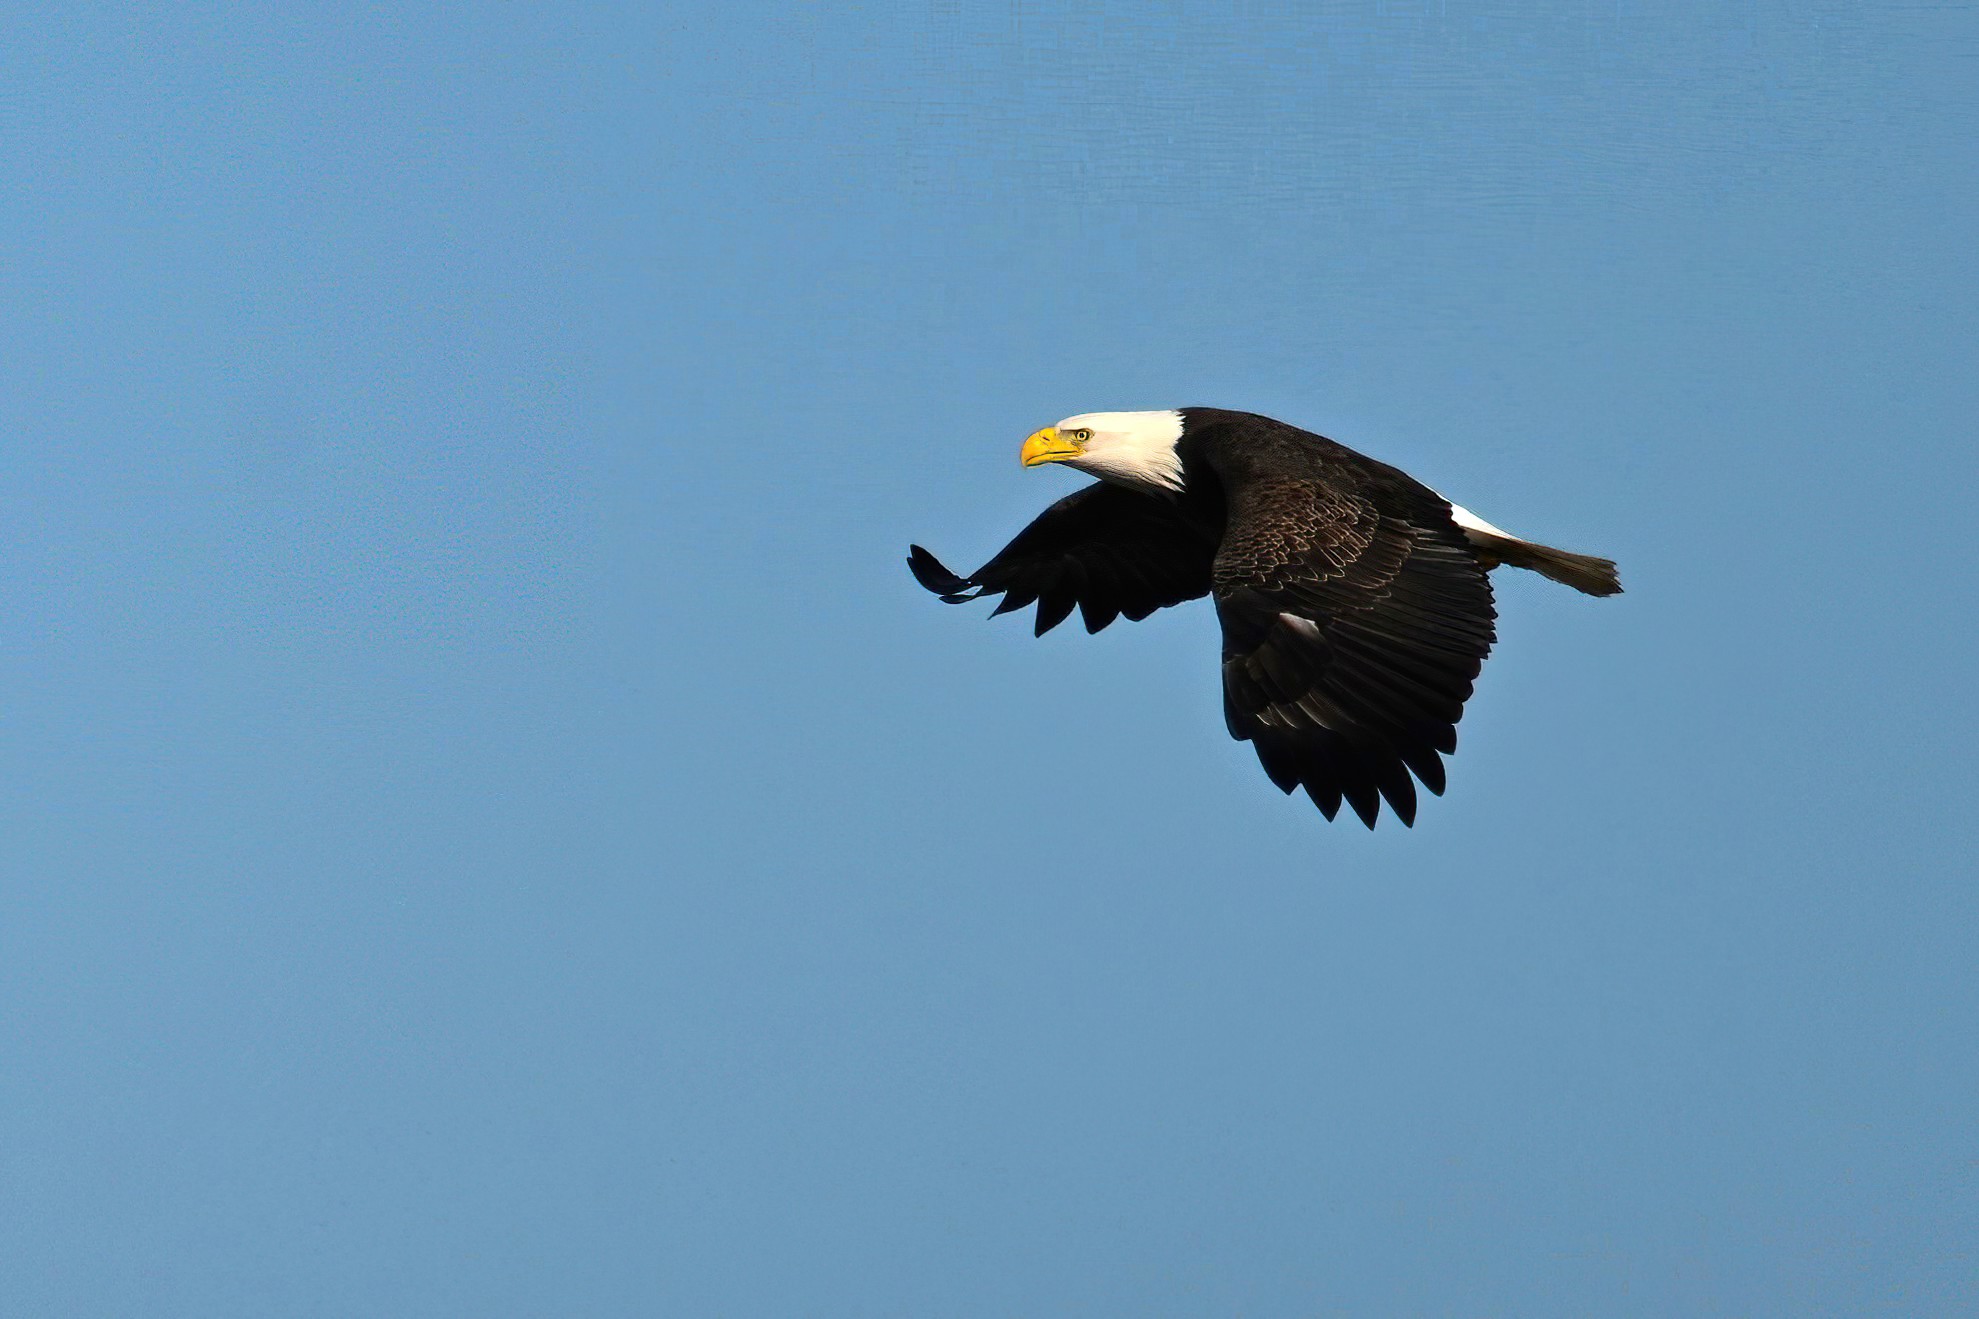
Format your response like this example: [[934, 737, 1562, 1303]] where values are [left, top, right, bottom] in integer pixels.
[[1214, 474, 1497, 828], [908, 482, 1215, 636]]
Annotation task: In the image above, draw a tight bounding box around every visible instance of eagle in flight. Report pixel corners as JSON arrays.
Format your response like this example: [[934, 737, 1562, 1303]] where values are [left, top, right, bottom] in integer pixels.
[[908, 408, 1620, 828]]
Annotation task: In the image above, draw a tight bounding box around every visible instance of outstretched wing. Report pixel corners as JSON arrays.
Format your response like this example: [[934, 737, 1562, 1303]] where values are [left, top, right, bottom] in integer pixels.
[[908, 482, 1216, 636], [1215, 475, 1497, 828]]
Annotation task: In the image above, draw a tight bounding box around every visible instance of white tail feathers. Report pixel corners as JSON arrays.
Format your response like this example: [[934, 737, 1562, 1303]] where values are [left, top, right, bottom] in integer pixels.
[[1462, 527, 1623, 596], [1446, 503, 1621, 596], [1446, 507, 1616, 597], [1485, 538, 1622, 596]]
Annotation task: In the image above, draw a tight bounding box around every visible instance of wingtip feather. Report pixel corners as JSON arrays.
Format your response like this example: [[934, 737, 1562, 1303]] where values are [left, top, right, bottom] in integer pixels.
[[906, 545, 976, 600]]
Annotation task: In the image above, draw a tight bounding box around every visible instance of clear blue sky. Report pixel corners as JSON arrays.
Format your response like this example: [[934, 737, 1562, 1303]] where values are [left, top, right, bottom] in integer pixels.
[[3, 2, 1975, 1314]]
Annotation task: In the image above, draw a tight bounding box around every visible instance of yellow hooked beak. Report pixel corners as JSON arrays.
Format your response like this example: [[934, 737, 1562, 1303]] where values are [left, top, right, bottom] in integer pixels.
[[1020, 426, 1086, 467]]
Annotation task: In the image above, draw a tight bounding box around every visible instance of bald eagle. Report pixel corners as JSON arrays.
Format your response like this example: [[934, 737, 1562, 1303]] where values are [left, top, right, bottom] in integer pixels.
[[908, 408, 1620, 828]]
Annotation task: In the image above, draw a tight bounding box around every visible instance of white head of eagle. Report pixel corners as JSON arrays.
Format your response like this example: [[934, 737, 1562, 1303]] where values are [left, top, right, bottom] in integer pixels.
[[1022, 410, 1187, 496], [908, 407, 1622, 829]]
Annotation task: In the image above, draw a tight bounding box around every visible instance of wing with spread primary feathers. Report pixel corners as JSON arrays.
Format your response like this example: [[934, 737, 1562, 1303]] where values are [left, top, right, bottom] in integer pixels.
[[1215, 474, 1497, 828], [908, 482, 1216, 636]]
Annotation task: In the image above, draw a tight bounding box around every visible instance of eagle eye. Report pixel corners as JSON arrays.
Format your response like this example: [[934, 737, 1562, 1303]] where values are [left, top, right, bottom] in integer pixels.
[[1072, 428, 1093, 441]]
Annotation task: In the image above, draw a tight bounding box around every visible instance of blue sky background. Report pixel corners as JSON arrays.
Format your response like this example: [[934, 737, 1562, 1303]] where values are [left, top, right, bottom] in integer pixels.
[[3, 2, 1975, 1314]]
